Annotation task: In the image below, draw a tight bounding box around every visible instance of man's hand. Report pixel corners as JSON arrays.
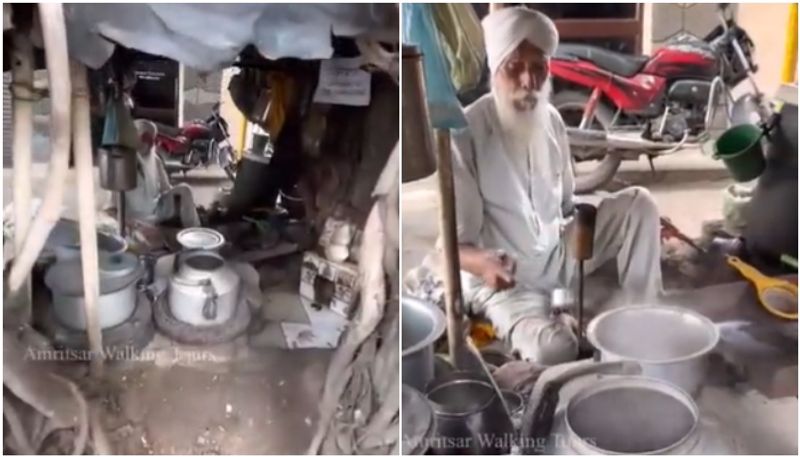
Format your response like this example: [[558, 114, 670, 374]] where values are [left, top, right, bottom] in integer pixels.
[[480, 250, 516, 290], [459, 245, 516, 291]]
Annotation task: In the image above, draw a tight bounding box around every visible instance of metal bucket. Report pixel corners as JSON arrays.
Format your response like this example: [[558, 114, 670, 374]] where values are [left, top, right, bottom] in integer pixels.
[[425, 373, 515, 455], [45, 219, 128, 262], [564, 377, 699, 454], [501, 390, 524, 430], [98, 147, 137, 191], [713, 123, 766, 182], [587, 305, 719, 396], [402, 296, 446, 391]]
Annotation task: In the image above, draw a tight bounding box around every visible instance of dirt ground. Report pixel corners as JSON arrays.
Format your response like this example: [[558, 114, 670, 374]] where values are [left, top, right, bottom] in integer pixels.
[[97, 172, 332, 454], [94, 347, 330, 455], [3, 165, 335, 454]]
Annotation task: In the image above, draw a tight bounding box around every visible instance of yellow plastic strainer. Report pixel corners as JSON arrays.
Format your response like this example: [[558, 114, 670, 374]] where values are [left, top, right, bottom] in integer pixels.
[[726, 256, 798, 320]]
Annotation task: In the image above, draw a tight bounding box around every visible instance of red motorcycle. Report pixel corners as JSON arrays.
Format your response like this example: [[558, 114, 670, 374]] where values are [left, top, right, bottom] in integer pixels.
[[551, 3, 768, 192], [154, 103, 237, 180]]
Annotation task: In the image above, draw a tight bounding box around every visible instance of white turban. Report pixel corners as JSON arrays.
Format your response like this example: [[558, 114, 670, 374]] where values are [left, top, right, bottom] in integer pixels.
[[482, 7, 559, 75]]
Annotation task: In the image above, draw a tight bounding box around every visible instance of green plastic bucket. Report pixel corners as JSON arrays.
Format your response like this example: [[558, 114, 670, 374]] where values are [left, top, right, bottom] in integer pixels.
[[713, 124, 766, 182]]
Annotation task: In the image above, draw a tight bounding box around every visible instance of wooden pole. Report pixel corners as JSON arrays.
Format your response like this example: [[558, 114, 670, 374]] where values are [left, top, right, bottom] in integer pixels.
[[10, 32, 35, 325], [434, 129, 467, 368], [70, 61, 104, 377], [8, 3, 72, 293]]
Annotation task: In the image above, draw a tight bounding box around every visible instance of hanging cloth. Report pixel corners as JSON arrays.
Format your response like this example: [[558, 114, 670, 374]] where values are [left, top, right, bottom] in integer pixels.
[[431, 3, 485, 94], [101, 95, 140, 152]]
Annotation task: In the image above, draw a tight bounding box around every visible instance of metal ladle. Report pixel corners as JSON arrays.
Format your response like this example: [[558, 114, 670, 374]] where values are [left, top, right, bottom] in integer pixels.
[[465, 336, 513, 422]]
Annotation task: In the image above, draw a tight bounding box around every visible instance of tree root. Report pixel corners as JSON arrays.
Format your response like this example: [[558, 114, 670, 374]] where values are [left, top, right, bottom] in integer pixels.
[[309, 140, 400, 454], [4, 397, 36, 454], [308, 203, 389, 454], [49, 373, 89, 455]]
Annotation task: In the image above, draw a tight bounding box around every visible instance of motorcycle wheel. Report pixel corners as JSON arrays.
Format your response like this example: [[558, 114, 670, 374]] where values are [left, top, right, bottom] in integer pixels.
[[553, 90, 621, 194]]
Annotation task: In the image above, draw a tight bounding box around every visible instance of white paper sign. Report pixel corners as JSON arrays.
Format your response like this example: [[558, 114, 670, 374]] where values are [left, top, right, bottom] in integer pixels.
[[281, 322, 345, 349], [313, 58, 371, 106]]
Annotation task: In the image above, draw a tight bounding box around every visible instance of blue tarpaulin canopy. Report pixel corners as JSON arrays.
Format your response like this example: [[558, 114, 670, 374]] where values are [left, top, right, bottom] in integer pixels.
[[402, 3, 467, 130]]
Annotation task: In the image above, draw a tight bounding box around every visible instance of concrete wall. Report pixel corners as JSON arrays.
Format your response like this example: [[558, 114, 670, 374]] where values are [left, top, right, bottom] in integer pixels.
[[644, 3, 793, 96], [737, 3, 794, 96], [650, 3, 730, 50], [182, 68, 223, 123]]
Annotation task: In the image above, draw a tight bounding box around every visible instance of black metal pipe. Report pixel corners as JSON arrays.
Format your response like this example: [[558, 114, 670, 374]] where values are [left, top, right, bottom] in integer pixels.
[[578, 261, 585, 342], [118, 191, 126, 237]]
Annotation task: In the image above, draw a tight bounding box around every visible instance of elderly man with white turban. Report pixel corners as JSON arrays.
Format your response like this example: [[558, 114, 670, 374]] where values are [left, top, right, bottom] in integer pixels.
[[447, 7, 663, 365], [125, 119, 201, 228]]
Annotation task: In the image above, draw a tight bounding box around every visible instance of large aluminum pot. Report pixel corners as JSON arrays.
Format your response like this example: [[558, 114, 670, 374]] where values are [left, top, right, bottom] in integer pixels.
[[402, 384, 436, 455], [45, 253, 142, 330], [587, 305, 719, 396], [560, 377, 701, 454], [402, 296, 446, 391], [168, 251, 240, 326], [425, 371, 515, 455]]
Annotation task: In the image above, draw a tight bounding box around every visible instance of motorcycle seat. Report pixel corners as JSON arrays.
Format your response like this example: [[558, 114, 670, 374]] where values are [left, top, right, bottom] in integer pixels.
[[153, 122, 182, 138], [555, 44, 650, 78]]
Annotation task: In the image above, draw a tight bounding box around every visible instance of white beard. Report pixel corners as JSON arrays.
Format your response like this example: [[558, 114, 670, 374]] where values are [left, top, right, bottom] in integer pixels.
[[492, 78, 553, 154]]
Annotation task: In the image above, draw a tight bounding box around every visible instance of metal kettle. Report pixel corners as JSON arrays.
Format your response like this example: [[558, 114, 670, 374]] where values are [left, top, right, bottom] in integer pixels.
[[401, 44, 437, 183]]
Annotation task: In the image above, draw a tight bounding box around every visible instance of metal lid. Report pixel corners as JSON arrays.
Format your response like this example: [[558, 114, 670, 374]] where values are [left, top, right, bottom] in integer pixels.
[[176, 228, 225, 251], [44, 219, 128, 255]]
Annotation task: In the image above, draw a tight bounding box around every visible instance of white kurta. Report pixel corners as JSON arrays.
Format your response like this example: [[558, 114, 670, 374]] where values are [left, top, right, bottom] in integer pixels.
[[452, 93, 575, 295], [124, 150, 201, 227], [451, 93, 663, 364]]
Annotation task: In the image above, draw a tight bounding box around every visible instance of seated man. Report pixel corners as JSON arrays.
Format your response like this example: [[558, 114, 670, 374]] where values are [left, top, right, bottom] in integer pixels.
[[416, 7, 663, 365], [125, 119, 201, 228]]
